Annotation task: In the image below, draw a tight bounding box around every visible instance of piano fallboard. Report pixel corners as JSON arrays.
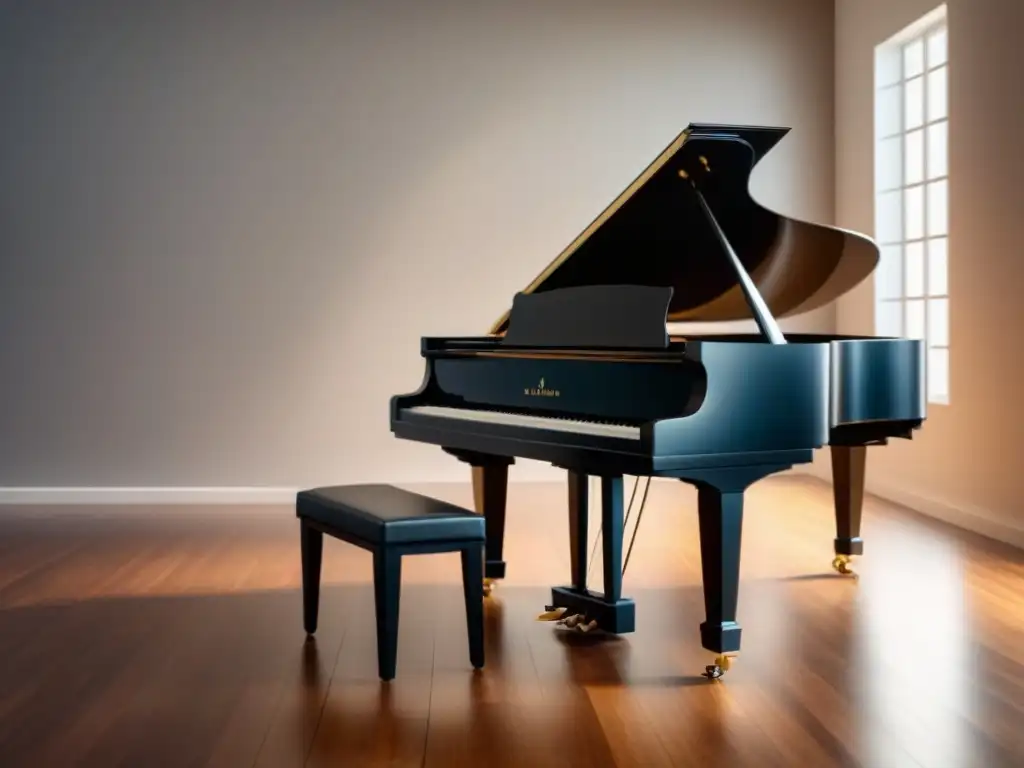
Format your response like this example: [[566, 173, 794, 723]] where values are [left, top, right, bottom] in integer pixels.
[[421, 340, 703, 424]]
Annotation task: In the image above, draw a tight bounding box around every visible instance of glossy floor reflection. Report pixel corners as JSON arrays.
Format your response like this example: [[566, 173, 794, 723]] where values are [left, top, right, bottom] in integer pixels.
[[0, 475, 1021, 767]]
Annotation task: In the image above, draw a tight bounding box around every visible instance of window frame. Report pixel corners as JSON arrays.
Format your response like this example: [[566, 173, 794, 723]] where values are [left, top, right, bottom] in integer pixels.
[[873, 6, 950, 406]]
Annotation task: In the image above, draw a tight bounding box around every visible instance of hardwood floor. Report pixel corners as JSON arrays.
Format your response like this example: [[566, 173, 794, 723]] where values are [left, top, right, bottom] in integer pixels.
[[0, 475, 1022, 767]]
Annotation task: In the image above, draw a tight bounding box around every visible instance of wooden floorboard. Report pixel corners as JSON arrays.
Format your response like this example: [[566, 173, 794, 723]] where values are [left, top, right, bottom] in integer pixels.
[[0, 476, 1022, 767]]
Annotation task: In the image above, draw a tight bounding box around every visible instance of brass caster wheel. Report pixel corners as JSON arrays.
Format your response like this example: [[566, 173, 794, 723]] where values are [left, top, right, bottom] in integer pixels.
[[831, 554, 856, 576], [702, 654, 734, 681]]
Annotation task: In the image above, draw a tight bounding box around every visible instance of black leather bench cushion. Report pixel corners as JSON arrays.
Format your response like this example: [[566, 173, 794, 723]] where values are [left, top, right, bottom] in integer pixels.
[[296, 484, 485, 546]]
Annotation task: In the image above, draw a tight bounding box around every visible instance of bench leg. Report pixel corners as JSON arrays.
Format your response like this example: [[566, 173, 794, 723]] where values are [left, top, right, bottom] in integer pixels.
[[373, 549, 402, 681], [300, 521, 323, 635], [461, 543, 485, 669]]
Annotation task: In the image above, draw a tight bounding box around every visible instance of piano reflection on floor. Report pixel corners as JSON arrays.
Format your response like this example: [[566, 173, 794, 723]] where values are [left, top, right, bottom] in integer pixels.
[[390, 123, 926, 680]]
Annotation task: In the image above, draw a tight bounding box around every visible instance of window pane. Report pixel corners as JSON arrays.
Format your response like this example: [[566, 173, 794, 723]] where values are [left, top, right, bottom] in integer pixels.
[[904, 39, 925, 78], [928, 237, 948, 294], [877, 135, 902, 190], [878, 245, 903, 299], [905, 76, 924, 129], [928, 347, 950, 402], [876, 189, 902, 243], [904, 185, 924, 240], [876, 45, 902, 88], [905, 128, 924, 184], [928, 297, 949, 347], [927, 179, 948, 236], [905, 241, 925, 297], [876, 300, 903, 337], [927, 120, 948, 179], [927, 65, 947, 122], [876, 85, 902, 137], [906, 298, 926, 339], [927, 27, 947, 67]]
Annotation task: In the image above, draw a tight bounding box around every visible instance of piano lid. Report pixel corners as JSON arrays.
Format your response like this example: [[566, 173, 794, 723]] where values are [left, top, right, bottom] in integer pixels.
[[489, 123, 879, 335]]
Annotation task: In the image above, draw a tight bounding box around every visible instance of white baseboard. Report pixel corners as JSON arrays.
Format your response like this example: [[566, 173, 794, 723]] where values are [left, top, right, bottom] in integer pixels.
[[790, 468, 1024, 550], [4, 473, 1022, 551], [0, 487, 300, 505], [0, 479, 583, 505], [868, 479, 1024, 550]]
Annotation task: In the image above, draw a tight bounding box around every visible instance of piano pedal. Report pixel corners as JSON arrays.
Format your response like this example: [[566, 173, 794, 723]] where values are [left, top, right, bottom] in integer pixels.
[[831, 555, 857, 577], [552, 614, 600, 634], [701, 654, 735, 681], [576, 619, 599, 633], [483, 577, 497, 597], [536, 606, 569, 622]]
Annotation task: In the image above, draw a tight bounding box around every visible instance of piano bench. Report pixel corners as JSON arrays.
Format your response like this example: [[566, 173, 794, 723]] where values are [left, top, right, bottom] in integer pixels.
[[295, 483, 486, 681]]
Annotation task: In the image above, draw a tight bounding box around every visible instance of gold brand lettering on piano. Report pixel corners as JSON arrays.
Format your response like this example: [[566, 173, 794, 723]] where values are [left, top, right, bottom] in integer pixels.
[[524, 377, 560, 397]]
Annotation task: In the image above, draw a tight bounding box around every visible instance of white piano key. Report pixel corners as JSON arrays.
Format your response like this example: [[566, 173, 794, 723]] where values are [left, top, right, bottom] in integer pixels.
[[403, 405, 641, 440]]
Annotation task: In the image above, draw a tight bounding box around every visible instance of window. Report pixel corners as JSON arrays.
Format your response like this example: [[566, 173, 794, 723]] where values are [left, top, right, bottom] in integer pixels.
[[874, 5, 949, 405]]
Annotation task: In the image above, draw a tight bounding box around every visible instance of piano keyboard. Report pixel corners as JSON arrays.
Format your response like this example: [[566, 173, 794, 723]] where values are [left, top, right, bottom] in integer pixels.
[[404, 405, 641, 440]]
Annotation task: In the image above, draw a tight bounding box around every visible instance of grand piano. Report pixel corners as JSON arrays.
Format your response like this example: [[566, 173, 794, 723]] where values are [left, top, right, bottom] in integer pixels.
[[390, 123, 926, 678]]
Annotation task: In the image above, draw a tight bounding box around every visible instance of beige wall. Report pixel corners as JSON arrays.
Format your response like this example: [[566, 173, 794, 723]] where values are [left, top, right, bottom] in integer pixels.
[[834, 0, 1024, 544], [0, 0, 836, 492]]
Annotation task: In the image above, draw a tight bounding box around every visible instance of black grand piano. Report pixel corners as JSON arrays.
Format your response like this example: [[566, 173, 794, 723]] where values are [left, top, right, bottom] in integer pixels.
[[390, 123, 926, 678]]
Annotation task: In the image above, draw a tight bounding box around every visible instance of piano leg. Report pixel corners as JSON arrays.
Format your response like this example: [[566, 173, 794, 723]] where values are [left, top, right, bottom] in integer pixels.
[[548, 474, 636, 634], [538, 470, 591, 624], [470, 460, 511, 594], [830, 445, 866, 577], [677, 461, 794, 680], [696, 484, 744, 679], [600, 475, 625, 606], [567, 470, 589, 590]]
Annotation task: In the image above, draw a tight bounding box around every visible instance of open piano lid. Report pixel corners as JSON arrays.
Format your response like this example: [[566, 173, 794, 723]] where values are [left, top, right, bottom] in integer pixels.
[[489, 123, 879, 335]]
